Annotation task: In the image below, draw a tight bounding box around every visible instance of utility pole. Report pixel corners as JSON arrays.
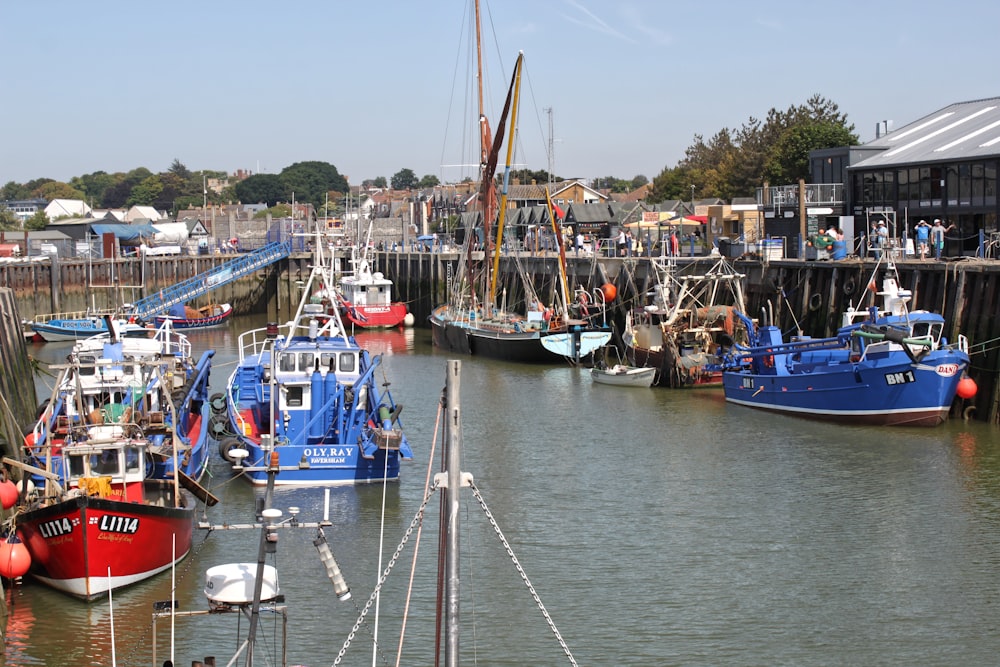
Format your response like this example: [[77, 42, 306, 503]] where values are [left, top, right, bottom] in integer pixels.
[[545, 107, 555, 184]]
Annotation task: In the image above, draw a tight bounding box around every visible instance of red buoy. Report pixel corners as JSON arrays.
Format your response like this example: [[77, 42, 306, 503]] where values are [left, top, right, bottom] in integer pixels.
[[0, 536, 31, 579], [600, 283, 617, 303], [956, 376, 978, 400], [0, 479, 18, 510]]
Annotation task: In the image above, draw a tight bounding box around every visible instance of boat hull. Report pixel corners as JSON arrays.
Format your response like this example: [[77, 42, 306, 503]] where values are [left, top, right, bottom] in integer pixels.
[[32, 319, 149, 342], [342, 302, 408, 329], [15, 486, 193, 600], [430, 307, 608, 364], [154, 304, 233, 330], [591, 366, 656, 387], [722, 351, 968, 426]]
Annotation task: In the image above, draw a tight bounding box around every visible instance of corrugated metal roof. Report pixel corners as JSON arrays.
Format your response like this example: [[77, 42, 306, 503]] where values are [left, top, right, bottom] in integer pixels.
[[853, 97, 1000, 169]]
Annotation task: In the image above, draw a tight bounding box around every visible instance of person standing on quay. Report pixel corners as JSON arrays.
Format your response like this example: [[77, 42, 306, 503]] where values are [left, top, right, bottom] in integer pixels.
[[873, 220, 888, 259], [915, 219, 931, 260], [931, 218, 954, 260]]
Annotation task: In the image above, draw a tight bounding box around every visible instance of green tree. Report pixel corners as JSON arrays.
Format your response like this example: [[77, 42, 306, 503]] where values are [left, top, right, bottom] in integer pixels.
[[24, 178, 54, 196], [510, 169, 555, 185], [763, 120, 859, 185], [254, 203, 292, 219], [69, 171, 116, 207], [168, 159, 192, 181], [391, 168, 417, 190], [279, 161, 348, 211], [1, 181, 31, 200], [101, 168, 153, 208], [128, 175, 164, 207], [35, 181, 86, 201], [0, 207, 18, 229], [235, 174, 288, 207], [25, 208, 50, 230], [650, 95, 857, 201], [418, 174, 441, 188], [372, 176, 387, 188]]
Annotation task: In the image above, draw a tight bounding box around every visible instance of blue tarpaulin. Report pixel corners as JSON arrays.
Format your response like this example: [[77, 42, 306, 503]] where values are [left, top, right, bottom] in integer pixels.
[[90, 223, 158, 241]]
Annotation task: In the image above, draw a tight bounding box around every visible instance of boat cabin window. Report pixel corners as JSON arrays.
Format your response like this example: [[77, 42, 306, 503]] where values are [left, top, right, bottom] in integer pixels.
[[320, 352, 337, 370], [286, 386, 304, 407], [911, 321, 941, 343], [299, 352, 315, 371], [125, 445, 142, 473], [68, 450, 121, 478], [339, 352, 357, 374], [278, 352, 297, 372], [79, 355, 97, 376], [68, 453, 88, 478]]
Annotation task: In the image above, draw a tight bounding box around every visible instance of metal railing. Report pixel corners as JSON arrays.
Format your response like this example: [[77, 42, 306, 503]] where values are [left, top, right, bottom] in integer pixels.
[[755, 183, 845, 208]]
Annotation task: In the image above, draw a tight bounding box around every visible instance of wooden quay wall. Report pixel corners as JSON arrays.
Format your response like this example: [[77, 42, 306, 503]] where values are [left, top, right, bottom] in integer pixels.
[[378, 250, 1000, 426], [1, 252, 998, 424]]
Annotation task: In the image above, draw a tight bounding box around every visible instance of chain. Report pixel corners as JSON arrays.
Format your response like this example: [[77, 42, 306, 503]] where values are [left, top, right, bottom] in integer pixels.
[[469, 481, 579, 666], [333, 482, 440, 665]]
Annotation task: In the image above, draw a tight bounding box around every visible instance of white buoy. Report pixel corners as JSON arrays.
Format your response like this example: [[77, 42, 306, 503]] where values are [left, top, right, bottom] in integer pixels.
[[403, 312, 415, 327]]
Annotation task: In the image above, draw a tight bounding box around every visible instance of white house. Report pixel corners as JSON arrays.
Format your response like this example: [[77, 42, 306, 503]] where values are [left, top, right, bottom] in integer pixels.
[[125, 205, 164, 222], [44, 198, 92, 220]]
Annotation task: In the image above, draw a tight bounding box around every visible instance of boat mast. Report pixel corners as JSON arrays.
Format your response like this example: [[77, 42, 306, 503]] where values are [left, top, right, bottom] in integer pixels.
[[488, 53, 523, 307], [444, 359, 463, 665], [474, 0, 493, 312], [544, 189, 572, 318]]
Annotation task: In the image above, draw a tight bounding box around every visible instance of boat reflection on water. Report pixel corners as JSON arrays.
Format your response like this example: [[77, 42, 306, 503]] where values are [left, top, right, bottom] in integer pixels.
[[350, 327, 416, 357]]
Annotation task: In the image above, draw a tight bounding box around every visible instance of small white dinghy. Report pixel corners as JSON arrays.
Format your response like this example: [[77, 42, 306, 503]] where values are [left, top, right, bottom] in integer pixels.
[[591, 363, 656, 387]]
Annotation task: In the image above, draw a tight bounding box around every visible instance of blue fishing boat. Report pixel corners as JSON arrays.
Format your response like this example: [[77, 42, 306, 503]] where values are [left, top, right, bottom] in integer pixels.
[[216, 230, 411, 486], [30, 312, 149, 342], [721, 262, 976, 426]]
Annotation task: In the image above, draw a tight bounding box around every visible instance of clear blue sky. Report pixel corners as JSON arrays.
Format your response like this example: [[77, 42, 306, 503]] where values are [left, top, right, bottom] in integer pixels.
[[2, 0, 997, 188]]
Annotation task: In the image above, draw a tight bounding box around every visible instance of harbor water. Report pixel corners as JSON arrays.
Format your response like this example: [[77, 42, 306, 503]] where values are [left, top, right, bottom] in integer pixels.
[[6, 316, 1000, 666]]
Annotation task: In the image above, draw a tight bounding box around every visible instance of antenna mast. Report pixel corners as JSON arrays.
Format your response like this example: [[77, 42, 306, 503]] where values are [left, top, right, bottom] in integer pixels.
[[546, 107, 555, 184]]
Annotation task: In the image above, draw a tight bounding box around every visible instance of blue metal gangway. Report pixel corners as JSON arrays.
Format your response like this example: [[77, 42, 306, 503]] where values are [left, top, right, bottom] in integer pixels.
[[129, 241, 292, 320]]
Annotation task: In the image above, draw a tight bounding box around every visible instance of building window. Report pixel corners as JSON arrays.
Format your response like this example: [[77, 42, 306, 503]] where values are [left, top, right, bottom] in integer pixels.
[[959, 164, 972, 205], [986, 162, 997, 206], [947, 164, 959, 206], [972, 162, 985, 206]]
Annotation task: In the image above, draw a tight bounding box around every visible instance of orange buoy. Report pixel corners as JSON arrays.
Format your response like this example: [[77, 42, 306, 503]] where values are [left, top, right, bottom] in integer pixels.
[[0, 480, 18, 510], [0, 535, 31, 578], [600, 283, 617, 303], [956, 376, 978, 399]]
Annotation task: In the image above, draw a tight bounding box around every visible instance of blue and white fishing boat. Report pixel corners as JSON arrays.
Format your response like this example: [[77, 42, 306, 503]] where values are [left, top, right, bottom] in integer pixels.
[[216, 229, 411, 486], [30, 312, 149, 342], [721, 261, 975, 426]]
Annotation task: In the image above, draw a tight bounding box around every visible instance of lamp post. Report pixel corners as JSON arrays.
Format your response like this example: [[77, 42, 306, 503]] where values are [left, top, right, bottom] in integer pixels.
[[689, 185, 696, 215]]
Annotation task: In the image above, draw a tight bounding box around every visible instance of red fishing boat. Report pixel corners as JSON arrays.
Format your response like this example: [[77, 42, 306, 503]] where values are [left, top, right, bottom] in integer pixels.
[[12, 319, 215, 599], [337, 245, 410, 329], [16, 433, 195, 600]]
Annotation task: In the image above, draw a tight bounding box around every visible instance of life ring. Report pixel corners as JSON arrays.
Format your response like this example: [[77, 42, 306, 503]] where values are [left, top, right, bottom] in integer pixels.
[[843, 278, 856, 296], [808, 293, 822, 311]]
